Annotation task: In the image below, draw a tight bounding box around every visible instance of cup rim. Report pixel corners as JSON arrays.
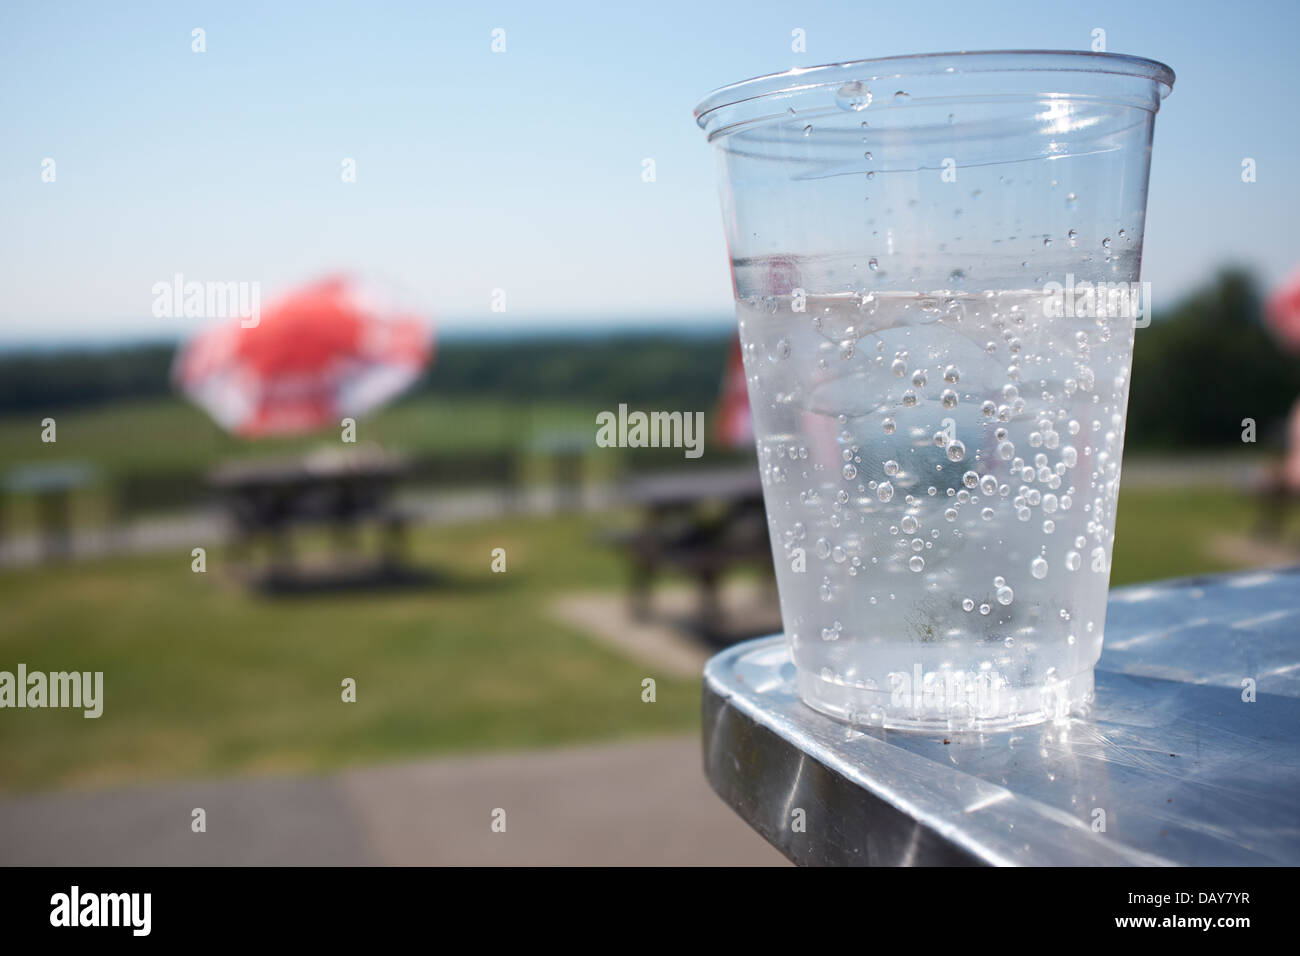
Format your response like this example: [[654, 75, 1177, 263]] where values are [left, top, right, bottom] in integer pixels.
[[694, 50, 1176, 127]]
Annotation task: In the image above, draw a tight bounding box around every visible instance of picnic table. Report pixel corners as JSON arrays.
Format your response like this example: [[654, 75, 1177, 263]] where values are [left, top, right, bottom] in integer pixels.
[[1, 462, 96, 562], [609, 466, 772, 639], [209, 447, 421, 591], [702, 566, 1300, 865]]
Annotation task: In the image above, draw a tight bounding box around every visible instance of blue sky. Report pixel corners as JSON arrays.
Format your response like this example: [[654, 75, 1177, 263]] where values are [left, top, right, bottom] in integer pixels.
[[1, 0, 1296, 345]]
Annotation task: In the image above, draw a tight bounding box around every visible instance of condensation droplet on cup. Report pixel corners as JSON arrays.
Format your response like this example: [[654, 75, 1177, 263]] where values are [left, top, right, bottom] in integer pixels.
[[835, 81, 873, 111]]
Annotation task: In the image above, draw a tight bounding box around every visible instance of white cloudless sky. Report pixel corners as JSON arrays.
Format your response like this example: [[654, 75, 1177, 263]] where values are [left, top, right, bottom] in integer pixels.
[[0, 0, 1296, 345]]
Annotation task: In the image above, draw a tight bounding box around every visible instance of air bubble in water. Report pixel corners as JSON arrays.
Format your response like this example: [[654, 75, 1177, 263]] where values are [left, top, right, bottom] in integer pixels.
[[962, 471, 978, 488], [877, 481, 894, 502], [912, 370, 927, 388], [902, 390, 918, 407], [1065, 551, 1082, 571], [996, 585, 1014, 605], [946, 440, 966, 462], [882, 417, 896, 434], [891, 357, 907, 376], [941, 389, 958, 408], [842, 463, 857, 480], [909, 555, 925, 572], [1031, 557, 1049, 579], [901, 514, 918, 534], [943, 365, 959, 383], [979, 475, 997, 496], [962, 598, 975, 612]]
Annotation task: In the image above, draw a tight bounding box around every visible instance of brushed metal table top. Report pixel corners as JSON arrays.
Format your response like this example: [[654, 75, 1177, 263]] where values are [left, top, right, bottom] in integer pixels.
[[702, 566, 1300, 866]]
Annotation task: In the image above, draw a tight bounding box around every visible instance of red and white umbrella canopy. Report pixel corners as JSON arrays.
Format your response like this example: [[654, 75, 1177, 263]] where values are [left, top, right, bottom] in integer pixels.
[[716, 337, 754, 448], [1266, 266, 1300, 353], [174, 275, 432, 437]]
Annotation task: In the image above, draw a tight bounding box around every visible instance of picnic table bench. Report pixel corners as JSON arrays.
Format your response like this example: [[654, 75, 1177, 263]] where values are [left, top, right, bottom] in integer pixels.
[[208, 447, 422, 591], [608, 467, 773, 638], [0, 462, 96, 562]]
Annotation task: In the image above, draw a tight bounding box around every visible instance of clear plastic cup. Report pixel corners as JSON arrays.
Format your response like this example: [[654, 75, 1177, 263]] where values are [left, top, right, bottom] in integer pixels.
[[694, 51, 1174, 730]]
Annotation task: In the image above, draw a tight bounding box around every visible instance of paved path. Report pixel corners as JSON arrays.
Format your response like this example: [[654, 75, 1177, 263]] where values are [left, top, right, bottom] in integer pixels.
[[550, 580, 782, 679], [0, 736, 786, 866]]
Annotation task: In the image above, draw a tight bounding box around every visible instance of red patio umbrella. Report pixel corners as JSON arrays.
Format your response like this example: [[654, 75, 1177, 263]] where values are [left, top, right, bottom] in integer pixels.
[[174, 275, 432, 437], [715, 337, 753, 448], [1265, 266, 1300, 352]]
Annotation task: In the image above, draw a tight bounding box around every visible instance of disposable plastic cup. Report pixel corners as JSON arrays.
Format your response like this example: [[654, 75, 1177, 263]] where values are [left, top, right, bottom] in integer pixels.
[[694, 51, 1174, 730]]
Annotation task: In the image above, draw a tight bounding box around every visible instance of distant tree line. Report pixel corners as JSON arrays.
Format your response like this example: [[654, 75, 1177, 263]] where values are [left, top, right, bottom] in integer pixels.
[[1, 269, 1296, 450], [1127, 269, 1300, 449]]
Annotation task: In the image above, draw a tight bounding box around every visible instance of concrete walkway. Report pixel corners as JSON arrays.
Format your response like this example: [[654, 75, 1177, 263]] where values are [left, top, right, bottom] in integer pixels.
[[0, 736, 786, 866]]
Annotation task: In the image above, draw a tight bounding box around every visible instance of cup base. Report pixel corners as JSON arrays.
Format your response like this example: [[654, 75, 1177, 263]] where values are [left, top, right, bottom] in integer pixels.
[[796, 665, 1095, 732]]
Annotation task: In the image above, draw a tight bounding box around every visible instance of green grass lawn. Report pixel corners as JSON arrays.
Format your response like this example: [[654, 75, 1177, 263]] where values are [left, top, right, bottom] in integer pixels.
[[0, 512, 698, 793], [0, 394, 598, 478], [0, 485, 1280, 794]]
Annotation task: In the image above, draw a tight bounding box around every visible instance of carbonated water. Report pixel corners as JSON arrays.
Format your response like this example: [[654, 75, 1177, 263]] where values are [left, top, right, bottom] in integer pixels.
[[739, 290, 1134, 729]]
